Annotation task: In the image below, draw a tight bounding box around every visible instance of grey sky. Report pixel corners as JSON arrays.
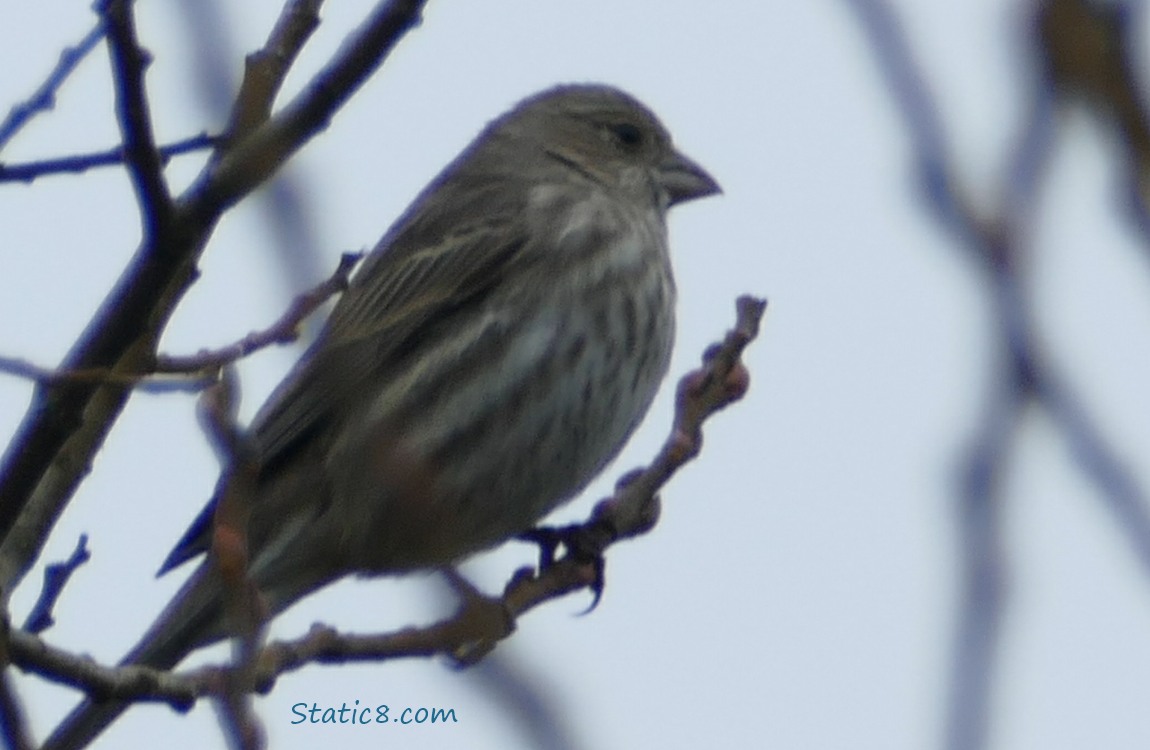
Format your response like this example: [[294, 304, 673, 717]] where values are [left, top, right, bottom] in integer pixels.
[[3, 1, 1150, 749]]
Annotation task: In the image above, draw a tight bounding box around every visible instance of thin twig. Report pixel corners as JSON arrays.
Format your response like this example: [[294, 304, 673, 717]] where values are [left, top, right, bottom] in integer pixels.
[[155, 251, 362, 374], [0, 23, 105, 151], [0, 251, 360, 393], [0, 357, 215, 394], [0, 357, 168, 389], [21, 535, 91, 635], [0, 134, 216, 184]]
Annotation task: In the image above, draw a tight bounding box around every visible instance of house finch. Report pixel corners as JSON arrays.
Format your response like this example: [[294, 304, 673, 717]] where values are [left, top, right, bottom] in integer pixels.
[[45, 83, 719, 748]]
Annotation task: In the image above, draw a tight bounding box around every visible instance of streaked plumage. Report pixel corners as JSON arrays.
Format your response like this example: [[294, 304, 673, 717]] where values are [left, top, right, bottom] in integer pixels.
[[45, 83, 719, 750]]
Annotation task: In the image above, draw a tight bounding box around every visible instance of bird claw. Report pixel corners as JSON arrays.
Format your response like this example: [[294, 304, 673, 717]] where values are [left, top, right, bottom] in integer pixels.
[[517, 523, 609, 612], [580, 555, 607, 614]]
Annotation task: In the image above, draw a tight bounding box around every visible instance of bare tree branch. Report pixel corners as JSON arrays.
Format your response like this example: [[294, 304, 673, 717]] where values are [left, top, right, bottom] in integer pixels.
[[0, 357, 188, 391], [7, 629, 198, 708], [0, 251, 359, 398], [154, 251, 362, 374], [98, 0, 173, 235], [0, 0, 428, 602], [176, 0, 330, 319], [21, 535, 90, 635], [191, 0, 428, 217], [0, 134, 216, 184], [0, 22, 105, 151], [8, 296, 765, 716], [223, 0, 324, 142]]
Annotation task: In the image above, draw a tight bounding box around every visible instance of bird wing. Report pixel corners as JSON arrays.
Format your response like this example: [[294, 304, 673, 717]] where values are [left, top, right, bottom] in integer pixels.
[[158, 180, 535, 575], [251, 208, 530, 464]]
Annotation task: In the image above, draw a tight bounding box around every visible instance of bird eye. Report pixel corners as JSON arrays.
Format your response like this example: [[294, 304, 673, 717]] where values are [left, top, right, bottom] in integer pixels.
[[610, 123, 644, 149]]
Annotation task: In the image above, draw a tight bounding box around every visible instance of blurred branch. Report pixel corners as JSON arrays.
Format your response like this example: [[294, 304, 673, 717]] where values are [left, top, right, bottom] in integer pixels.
[[840, 0, 986, 245], [843, 1, 1150, 749], [0, 134, 216, 184], [1038, 0, 1150, 244], [1003, 83, 1056, 228], [0, 22, 105, 152], [222, 0, 323, 141], [471, 657, 584, 750], [178, 0, 329, 319], [9, 296, 765, 712], [947, 285, 1023, 750], [0, 669, 33, 750], [1037, 368, 1150, 566], [197, 372, 266, 750], [213, 681, 263, 750], [0, 610, 33, 750]]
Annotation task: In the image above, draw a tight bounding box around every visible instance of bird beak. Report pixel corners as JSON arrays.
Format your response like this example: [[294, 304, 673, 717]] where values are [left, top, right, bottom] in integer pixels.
[[658, 149, 722, 205]]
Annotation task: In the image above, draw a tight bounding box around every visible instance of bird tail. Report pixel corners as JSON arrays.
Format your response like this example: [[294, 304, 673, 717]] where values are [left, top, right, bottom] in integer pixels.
[[40, 564, 226, 750]]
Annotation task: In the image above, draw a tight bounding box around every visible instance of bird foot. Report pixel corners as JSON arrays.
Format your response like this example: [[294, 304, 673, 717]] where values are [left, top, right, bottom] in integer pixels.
[[517, 522, 610, 612]]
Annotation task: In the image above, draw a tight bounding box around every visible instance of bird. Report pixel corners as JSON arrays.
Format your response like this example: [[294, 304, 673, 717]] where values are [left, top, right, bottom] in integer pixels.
[[44, 83, 720, 749]]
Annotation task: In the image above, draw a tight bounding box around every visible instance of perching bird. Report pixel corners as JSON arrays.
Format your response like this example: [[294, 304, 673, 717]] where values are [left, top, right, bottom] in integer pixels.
[[45, 83, 719, 749]]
